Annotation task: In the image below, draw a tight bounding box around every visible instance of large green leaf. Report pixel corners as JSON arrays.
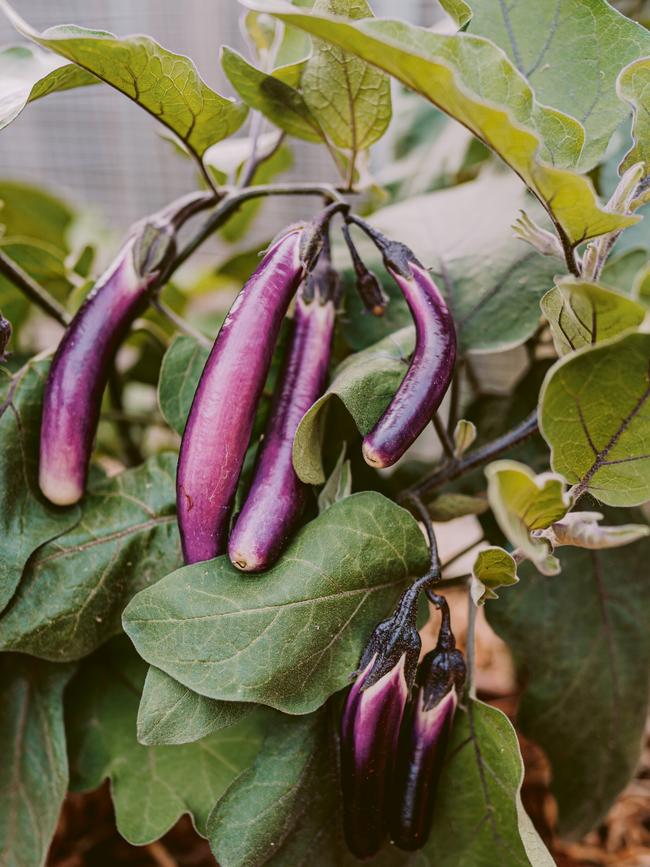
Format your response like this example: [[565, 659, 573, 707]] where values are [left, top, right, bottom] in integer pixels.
[[137, 666, 253, 746], [0, 43, 97, 131], [488, 514, 650, 837], [617, 56, 650, 175], [123, 492, 429, 714], [540, 332, 650, 506], [293, 327, 413, 484], [158, 335, 210, 435], [258, 3, 636, 246], [466, 0, 650, 169], [0, 655, 74, 867], [541, 276, 647, 355], [301, 0, 391, 155], [0, 358, 79, 613], [66, 637, 265, 845], [0, 1, 247, 159], [0, 180, 75, 253], [0, 452, 181, 660]]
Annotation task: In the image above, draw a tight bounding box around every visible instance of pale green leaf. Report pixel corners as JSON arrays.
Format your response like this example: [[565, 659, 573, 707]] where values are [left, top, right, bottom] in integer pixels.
[[617, 56, 650, 175], [426, 492, 488, 522], [485, 459, 570, 565], [541, 276, 647, 356], [540, 510, 650, 550], [66, 638, 265, 845], [467, 0, 650, 169], [0, 1, 247, 158], [0, 357, 79, 613], [0, 179, 75, 253], [540, 332, 650, 506], [453, 418, 477, 457], [0, 656, 74, 867], [123, 492, 429, 714], [137, 666, 253, 746], [0, 452, 181, 660], [488, 513, 650, 836], [257, 3, 637, 245], [438, 0, 472, 28], [158, 335, 209, 436], [317, 444, 352, 513], [471, 545, 519, 605], [0, 43, 97, 131]]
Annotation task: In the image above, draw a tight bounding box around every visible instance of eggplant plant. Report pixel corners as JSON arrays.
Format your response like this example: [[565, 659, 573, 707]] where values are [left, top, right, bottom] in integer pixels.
[[0, 1, 649, 866]]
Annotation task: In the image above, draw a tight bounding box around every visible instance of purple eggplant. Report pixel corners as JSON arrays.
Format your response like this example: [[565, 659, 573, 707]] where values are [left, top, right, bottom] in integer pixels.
[[177, 225, 317, 565], [391, 614, 466, 851], [228, 288, 336, 572], [0, 312, 11, 362], [347, 218, 456, 468], [39, 192, 212, 506], [340, 593, 421, 859]]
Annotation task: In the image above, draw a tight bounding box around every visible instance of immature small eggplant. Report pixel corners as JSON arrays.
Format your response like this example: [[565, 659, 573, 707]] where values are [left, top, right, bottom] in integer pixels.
[[39, 192, 212, 506], [228, 260, 337, 572], [391, 618, 466, 851], [177, 223, 322, 565], [0, 312, 11, 362], [340, 592, 421, 859], [348, 220, 456, 468]]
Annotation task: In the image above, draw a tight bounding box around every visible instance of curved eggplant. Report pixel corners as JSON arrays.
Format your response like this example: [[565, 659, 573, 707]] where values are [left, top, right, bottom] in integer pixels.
[[228, 291, 335, 571], [177, 226, 310, 565]]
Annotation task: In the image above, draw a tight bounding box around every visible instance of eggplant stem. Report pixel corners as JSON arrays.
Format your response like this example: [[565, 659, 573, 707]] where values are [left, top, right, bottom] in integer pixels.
[[432, 412, 455, 461], [152, 298, 211, 349], [0, 249, 70, 327]]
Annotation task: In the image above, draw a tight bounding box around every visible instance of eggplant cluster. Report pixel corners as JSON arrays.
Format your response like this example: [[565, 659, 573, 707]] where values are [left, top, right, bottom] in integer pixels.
[[341, 594, 466, 857], [37, 196, 457, 578]]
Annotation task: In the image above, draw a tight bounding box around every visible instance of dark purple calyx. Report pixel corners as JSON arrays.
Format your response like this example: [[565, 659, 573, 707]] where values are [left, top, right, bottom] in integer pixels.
[[391, 606, 466, 852], [39, 191, 212, 506], [340, 590, 421, 859], [177, 213, 335, 565], [347, 217, 456, 469], [0, 312, 11, 362], [341, 223, 388, 316]]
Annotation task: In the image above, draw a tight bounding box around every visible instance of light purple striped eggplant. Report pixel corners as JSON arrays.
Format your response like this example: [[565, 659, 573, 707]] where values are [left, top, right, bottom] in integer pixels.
[[228, 292, 335, 572], [39, 192, 211, 506], [340, 598, 421, 859], [391, 639, 466, 851], [177, 225, 312, 565]]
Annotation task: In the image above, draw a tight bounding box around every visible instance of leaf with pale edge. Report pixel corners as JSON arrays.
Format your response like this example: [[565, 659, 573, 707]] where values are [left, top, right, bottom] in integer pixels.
[[317, 445, 352, 513], [488, 513, 650, 837], [123, 492, 429, 714], [540, 510, 650, 550], [617, 56, 650, 175], [0, 358, 79, 613], [0, 452, 181, 660], [471, 546, 519, 605], [66, 637, 265, 845], [138, 666, 253, 746], [540, 332, 650, 507], [0, 655, 74, 867], [0, 1, 247, 158]]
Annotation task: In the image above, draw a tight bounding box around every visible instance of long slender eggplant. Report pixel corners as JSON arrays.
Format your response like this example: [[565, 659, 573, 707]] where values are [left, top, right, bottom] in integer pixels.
[[340, 589, 421, 859], [177, 224, 320, 565], [391, 605, 466, 851], [39, 192, 212, 506], [228, 285, 336, 572], [347, 218, 456, 468]]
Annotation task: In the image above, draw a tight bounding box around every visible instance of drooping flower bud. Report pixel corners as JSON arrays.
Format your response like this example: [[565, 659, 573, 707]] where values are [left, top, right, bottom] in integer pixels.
[[341, 223, 388, 316], [391, 614, 466, 851], [340, 590, 421, 859]]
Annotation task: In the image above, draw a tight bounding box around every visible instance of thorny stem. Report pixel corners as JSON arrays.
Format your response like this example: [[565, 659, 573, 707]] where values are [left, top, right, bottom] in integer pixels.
[[433, 411, 455, 460], [0, 249, 70, 327]]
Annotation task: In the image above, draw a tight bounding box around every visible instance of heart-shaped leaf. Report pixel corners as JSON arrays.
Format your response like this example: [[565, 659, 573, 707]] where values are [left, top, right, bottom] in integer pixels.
[[471, 546, 519, 605]]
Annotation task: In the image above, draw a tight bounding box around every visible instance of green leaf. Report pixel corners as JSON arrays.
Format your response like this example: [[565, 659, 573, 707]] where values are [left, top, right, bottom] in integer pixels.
[[471, 545, 519, 605], [0, 2, 247, 159], [301, 0, 391, 155], [158, 335, 210, 435], [0, 179, 75, 253], [66, 638, 265, 845], [617, 56, 650, 175], [0, 358, 79, 613], [540, 331, 650, 507], [426, 492, 488, 522], [0, 656, 74, 867], [258, 3, 637, 245], [486, 459, 570, 569], [137, 666, 253, 746], [0, 43, 97, 131], [487, 513, 650, 836], [221, 46, 325, 143], [539, 510, 650, 550], [293, 327, 413, 484], [601, 247, 648, 295], [317, 444, 352, 513], [123, 491, 429, 714], [208, 711, 326, 866], [466, 0, 650, 170], [0, 452, 181, 660], [438, 0, 472, 28], [453, 419, 476, 457], [540, 276, 647, 356]]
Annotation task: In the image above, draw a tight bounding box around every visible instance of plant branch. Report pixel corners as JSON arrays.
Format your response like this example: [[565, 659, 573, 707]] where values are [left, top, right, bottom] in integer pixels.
[[0, 249, 70, 326], [554, 223, 580, 277], [152, 298, 212, 349], [433, 411, 456, 460]]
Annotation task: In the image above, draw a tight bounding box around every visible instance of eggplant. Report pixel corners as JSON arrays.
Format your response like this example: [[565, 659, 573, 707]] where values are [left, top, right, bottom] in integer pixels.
[[391, 611, 466, 851], [228, 289, 336, 572], [177, 225, 315, 565], [39, 192, 212, 506], [340, 592, 421, 859]]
